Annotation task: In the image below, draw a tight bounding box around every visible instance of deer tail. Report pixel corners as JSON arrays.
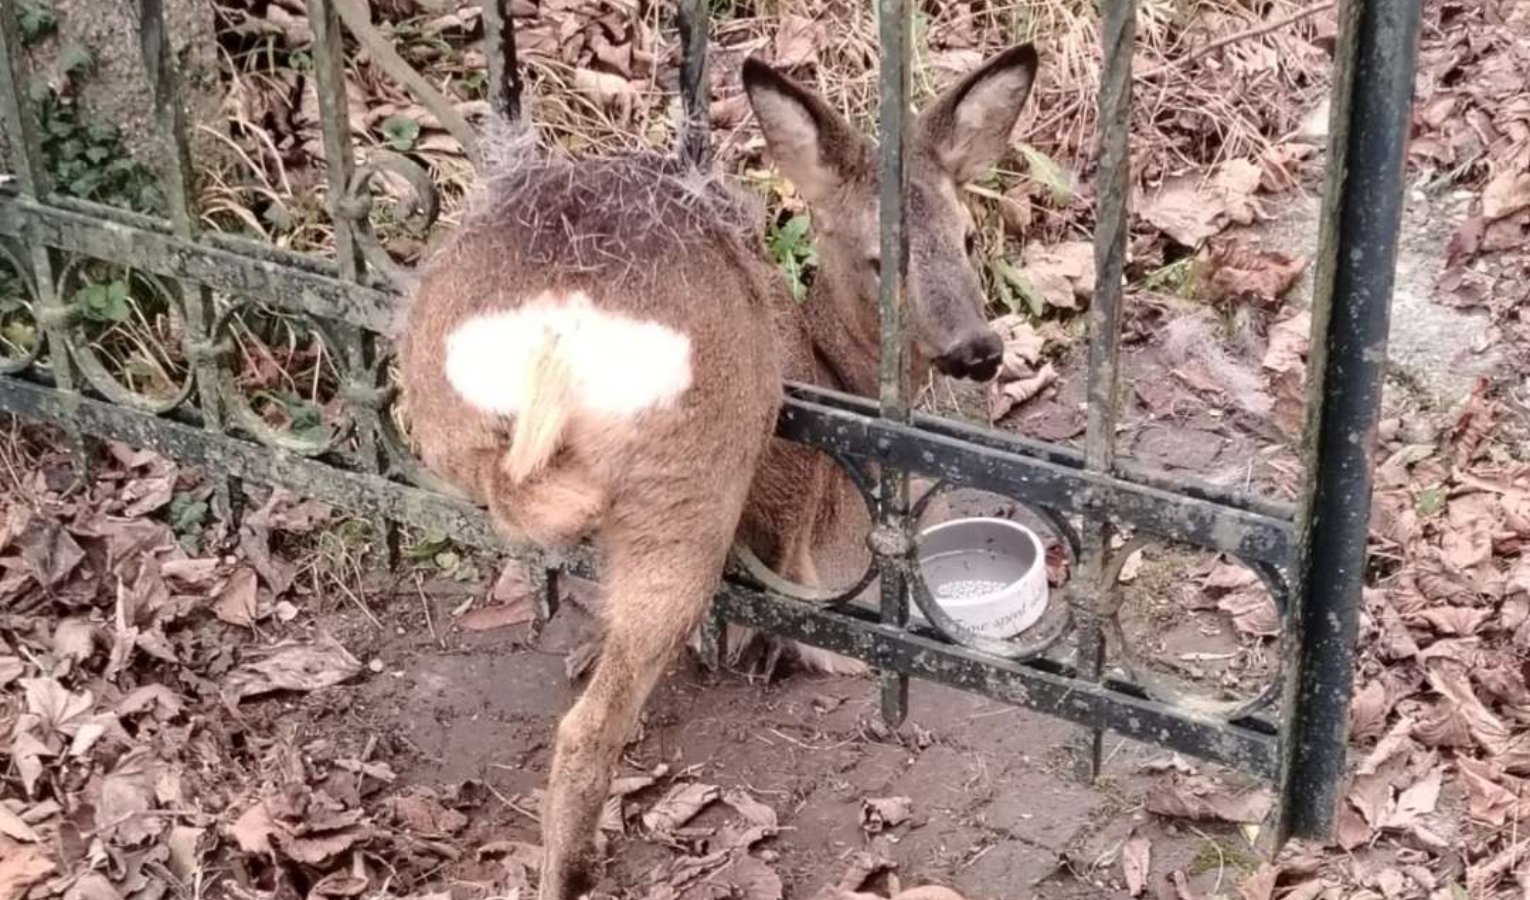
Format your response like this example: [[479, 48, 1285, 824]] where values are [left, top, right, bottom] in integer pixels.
[[503, 331, 574, 484]]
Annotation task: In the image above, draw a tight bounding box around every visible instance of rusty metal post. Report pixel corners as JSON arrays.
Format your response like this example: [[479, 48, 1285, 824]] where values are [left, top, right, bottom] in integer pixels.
[[1075, 0, 1136, 781], [875, 0, 914, 729]]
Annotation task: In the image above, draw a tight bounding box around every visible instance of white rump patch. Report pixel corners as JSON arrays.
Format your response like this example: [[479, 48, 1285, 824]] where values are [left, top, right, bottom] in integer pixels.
[[444, 291, 693, 420]]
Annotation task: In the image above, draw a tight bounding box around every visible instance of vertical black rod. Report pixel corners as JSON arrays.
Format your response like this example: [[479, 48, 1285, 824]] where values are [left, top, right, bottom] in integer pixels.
[[483, 0, 524, 124], [677, 0, 710, 167], [1075, 0, 1135, 781], [1279, 0, 1422, 842], [876, 0, 912, 728]]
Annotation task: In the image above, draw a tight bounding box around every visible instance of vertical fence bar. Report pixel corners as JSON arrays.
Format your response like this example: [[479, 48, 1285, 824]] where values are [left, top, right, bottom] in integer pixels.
[[1278, 0, 1422, 841], [309, 0, 397, 572], [136, 0, 237, 523], [0, 3, 89, 465], [1075, 0, 1136, 780], [875, 0, 912, 728], [677, 0, 710, 168], [482, 0, 524, 124], [308, 0, 365, 283]]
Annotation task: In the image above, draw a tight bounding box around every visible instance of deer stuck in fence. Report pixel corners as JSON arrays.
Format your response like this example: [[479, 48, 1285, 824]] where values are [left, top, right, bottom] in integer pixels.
[[397, 44, 1039, 900]]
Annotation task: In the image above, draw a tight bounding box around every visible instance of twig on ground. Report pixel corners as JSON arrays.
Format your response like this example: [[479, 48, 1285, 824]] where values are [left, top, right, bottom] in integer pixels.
[[1140, 1, 1337, 79]]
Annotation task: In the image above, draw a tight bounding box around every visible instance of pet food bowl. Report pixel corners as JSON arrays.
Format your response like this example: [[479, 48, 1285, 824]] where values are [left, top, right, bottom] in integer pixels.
[[914, 517, 1050, 639]]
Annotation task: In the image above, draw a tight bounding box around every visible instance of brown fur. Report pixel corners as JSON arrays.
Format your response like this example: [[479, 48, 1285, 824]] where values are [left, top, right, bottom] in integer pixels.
[[398, 47, 1039, 900]]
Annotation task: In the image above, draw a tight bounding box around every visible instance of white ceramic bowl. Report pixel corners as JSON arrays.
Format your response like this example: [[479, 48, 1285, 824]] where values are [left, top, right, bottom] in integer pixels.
[[914, 516, 1050, 639]]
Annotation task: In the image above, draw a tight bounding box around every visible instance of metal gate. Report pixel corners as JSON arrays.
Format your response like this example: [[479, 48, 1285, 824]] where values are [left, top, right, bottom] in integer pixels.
[[0, 0, 1422, 844]]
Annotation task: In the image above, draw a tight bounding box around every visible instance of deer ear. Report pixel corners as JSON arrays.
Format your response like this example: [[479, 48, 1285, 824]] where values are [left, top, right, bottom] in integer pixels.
[[917, 44, 1038, 183], [742, 57, 866, 202]]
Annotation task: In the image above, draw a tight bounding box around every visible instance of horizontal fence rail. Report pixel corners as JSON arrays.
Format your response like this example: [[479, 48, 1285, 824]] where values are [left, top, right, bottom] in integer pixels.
[[0, 0, 1422, 843]]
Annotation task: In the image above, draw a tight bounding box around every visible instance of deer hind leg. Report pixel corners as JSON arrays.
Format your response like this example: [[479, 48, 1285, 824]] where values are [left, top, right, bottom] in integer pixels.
[[538, 530, 729, 900]]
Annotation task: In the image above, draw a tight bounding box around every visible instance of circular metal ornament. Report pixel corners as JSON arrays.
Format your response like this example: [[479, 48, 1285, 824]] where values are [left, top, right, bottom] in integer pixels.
[[59, 259, 195, 414], [365, 347, 477, 500], [208, 299, 353, 456], [1098, 534, 1292, 721], [901, 477, 1074, 661], [726, 450, 881, 608], [0, 241, 44, 375]]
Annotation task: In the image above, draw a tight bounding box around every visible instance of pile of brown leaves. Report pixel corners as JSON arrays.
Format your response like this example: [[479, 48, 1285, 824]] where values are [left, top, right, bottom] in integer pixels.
[[0, 437, 389, 900], [1418, 0, 1530, 335]]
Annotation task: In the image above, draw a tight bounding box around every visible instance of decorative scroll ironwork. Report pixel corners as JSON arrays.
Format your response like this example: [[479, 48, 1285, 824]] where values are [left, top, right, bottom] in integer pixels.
[[0, 0, 1424, 846]]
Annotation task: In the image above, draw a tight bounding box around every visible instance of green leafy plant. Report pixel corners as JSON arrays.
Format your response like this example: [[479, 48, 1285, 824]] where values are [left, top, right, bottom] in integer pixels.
[[380, 115, 422, 152], [74, 280, 133, 323], [17, 0, 58, 46], [168, 490, 209, 551], [256, 390, 330, 444], [986, 256, 1043, 317], [767, 212, 817, 302], [0, 267, 37, 357], [1015, 143, 1073, 207]]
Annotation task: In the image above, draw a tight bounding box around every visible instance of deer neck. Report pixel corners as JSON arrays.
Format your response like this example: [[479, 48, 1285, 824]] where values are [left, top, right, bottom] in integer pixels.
[[801, 275, 881, 397]]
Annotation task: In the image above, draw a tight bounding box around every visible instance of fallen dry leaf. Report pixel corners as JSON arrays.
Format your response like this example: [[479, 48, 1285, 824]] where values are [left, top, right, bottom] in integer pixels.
[[1262, 311, 1310, 374], [1140, 159, 1264, 246], [0, 805, 38, 843], [1457, 758, 1525, 826], [642, 783, 719, 834], [0, 838, 55, 900], [62, 872, 121, 900], [94, 750, 161, 846], [1145, 775, 1273, 824], [1217, 586, 1280, 637], [860, 796, 913, 833], [1199, 241, 1309, 310], [1382, 768, 1442, 830], [1020, 241, 1095, 309], [225, 633, 363, 701], [1415, 662, 1510, 754], [989, 362, 1058, 423], [773, 13, 818, 67], [23, 677, 93, 737], [1350, 680, 1390, 742], [388, 791, 469, 838], [459, 567, 536, 632], [1122, 835, 1151, 897], [1482, 168, 1530, 221], [12, 514, 85, 589], [1237, 865, 1279, 900], [214, 567, 262, 628], [990, 314, 1047, 377], [0, 655, 22, 688]]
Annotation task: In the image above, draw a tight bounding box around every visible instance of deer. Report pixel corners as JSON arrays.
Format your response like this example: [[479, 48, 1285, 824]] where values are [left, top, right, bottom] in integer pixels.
[[397, 44, 1039, 900]]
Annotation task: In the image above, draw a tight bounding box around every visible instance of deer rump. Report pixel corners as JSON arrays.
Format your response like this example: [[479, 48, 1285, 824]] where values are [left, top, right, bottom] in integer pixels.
[[397, 148, 786, 553]]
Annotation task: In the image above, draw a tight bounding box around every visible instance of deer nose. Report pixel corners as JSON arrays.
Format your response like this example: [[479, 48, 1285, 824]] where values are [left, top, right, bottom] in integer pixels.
[[933, 329, 1004, 382]]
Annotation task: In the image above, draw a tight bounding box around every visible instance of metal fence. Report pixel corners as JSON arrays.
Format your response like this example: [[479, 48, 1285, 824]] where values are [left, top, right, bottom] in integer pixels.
[[0, 0, 1422, 843]]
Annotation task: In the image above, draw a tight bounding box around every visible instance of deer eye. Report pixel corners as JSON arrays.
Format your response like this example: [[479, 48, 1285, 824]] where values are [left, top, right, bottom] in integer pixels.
[[963, 232, 977, 256], [867, 257, 882, 277]]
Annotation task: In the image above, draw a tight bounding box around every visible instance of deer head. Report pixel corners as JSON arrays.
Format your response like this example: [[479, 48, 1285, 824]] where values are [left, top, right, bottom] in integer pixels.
[[742, 45, 1039, 388]]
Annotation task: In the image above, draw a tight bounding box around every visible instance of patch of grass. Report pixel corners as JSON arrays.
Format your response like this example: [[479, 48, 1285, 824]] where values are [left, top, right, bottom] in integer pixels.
[[1141, 256, 1203, 299], [1187, 835, 1261, 877]]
